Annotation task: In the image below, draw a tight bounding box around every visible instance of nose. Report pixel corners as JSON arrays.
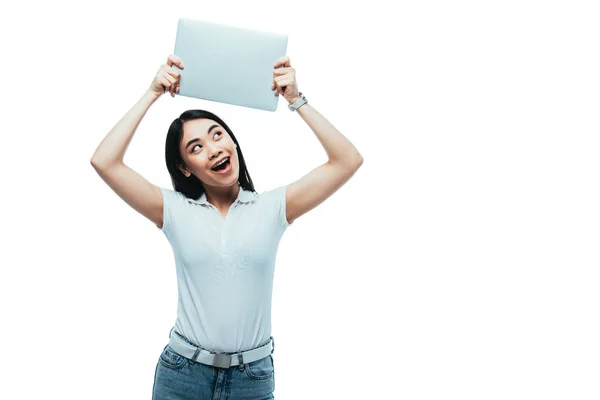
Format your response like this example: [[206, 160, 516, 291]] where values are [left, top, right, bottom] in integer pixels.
[[206, 143, 223, 161]]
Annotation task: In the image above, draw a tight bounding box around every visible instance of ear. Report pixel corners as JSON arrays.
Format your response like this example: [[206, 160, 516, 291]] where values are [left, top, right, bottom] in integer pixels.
[[178, 163, 190, 177]]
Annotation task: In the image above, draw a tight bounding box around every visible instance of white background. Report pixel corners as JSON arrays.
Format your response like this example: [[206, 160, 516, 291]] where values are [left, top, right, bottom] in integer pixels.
[[1, 0, 599, 399]]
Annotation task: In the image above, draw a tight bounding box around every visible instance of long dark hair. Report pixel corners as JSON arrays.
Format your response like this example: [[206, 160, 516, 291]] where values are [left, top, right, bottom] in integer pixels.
[[165, 110, 255, 200]]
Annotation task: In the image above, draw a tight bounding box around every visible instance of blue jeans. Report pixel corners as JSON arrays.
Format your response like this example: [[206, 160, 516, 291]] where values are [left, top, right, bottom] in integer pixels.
[[152, 341, 275, 400]]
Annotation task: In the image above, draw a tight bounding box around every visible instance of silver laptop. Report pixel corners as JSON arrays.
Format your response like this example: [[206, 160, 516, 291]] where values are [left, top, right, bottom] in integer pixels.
[[172, 18, 288, 112]]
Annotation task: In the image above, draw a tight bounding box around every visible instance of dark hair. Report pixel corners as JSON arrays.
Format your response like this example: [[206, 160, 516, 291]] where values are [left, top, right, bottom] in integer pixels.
[[165, 109, 255, 200]]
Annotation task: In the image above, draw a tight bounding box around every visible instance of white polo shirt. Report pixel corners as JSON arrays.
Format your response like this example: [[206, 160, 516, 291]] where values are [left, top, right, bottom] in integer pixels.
[[157, 183, 293, 353]]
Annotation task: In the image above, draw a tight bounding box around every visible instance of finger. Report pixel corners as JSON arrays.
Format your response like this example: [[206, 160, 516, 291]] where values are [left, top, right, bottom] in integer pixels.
[[159, 76, 171, 92], [274, 55, 290, 68], [273, 55, 290, 69], [159, 76, 171, 88], [169, 75, 180, 94], [172, 79, 179, 97], [167, 54, 185, 69], [173, 77, 180, 96], [163, 72, 176, 85], [273, 67, 293, 76], [272, 79, 282, 95], [166, 67, 181, 79], [276, 79, 294, 89], [169, 68, 181, 96], [274, 76, 294, 85]]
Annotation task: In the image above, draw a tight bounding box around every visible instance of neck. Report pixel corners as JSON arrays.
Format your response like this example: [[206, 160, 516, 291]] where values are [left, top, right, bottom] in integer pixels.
[[204, 182, 240, 209]]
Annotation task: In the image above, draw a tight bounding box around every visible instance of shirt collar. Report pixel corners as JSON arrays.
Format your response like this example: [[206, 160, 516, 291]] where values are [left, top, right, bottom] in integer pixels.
[[186, 184, 257, 206]]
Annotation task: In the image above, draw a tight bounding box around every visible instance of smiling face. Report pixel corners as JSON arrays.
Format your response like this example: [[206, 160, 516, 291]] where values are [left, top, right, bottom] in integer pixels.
[[178, 118, 239, 187]]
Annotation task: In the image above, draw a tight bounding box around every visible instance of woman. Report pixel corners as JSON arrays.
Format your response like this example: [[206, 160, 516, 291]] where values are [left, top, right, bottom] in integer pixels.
[[90, 54, 363, 399]]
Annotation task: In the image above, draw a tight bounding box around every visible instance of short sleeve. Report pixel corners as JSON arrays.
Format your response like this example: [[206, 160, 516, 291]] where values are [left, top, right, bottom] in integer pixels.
[[275, 184, 294, 229], [156, 187, 182, 234]]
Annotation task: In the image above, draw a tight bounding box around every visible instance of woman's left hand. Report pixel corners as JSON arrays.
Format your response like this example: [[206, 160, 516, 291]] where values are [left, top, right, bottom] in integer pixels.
[[272, 56, 301, 104]]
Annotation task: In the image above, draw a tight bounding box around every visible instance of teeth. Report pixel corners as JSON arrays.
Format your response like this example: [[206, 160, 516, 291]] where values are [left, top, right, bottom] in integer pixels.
[[213, 157, 229, 169]]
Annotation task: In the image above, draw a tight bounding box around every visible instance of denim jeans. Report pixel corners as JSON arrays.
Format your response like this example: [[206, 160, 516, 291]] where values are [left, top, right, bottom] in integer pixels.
[[152, 339, 275, 400]]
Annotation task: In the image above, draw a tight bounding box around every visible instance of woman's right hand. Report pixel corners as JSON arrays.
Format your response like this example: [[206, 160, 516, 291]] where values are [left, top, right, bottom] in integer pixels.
[[148, 54, 185, 98]]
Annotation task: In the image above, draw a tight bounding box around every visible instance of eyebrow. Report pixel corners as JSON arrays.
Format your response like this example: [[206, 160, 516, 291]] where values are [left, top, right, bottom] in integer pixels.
[[185, 124, 220, 150]]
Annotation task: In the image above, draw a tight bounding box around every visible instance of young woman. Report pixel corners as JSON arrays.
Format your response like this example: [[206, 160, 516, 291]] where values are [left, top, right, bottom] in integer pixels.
[[91, 54, 363, 399]]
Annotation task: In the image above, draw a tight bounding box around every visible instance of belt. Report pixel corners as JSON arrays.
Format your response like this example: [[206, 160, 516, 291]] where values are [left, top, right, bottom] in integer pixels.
[[167, 327, 275, 369]]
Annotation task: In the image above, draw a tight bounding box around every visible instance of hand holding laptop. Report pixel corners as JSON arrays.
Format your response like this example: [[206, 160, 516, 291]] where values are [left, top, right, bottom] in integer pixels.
[[147, 54, 185, 98], [272, 55, 301, 105]]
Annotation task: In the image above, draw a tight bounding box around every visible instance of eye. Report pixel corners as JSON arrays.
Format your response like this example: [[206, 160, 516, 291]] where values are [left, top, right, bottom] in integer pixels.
[[191, 132, 222, 152]]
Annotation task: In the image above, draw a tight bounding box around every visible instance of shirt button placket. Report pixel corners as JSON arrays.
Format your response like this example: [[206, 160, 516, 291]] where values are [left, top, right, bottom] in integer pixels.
[[219, 201, 238, 257], [221, 209, 227, 253]]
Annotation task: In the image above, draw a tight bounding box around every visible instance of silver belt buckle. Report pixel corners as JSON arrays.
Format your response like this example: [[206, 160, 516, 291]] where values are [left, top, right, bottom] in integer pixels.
[[212, 353, 232, 368]]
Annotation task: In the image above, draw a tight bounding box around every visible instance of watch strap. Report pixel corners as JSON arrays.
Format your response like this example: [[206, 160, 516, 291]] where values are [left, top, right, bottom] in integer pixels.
[[288, 92, 308, 111]]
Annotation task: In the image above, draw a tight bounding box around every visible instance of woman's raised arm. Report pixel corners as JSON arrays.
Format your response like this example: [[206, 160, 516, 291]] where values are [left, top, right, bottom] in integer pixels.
[[272, 56, 363, 225], [90, 54, 184, 229]]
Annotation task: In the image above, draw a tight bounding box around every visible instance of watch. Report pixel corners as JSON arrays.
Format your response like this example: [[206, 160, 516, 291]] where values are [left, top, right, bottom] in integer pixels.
[[288, 92, 308, 111]]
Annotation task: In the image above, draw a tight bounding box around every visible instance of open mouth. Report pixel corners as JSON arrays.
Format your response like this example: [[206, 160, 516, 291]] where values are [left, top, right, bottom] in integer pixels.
[[211, 157, 232, 173]]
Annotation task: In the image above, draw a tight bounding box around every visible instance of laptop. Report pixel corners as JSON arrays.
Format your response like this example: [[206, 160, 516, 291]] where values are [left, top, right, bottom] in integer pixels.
[[172, 18, 288, 112]]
